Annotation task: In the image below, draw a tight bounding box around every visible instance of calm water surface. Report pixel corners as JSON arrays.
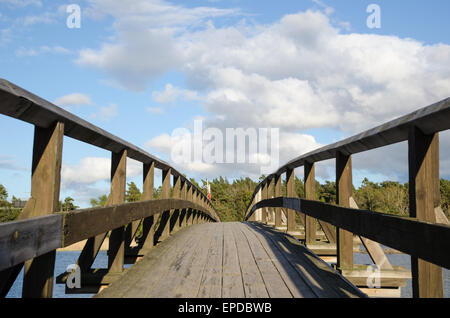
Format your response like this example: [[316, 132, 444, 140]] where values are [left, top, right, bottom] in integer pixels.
[[6, 251, 449, 298]]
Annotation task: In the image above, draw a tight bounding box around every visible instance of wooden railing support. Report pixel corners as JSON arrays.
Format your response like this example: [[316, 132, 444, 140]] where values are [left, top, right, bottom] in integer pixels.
[[274, 175, 282, 228], [336, 152, 353, 270], [304, 162, 316, 245], [107, 150, 127, 273], [286, 168, 296, 232], [408, 127, 443, 298], [22, 122, 64, 298], [139, 162, 156, 253]]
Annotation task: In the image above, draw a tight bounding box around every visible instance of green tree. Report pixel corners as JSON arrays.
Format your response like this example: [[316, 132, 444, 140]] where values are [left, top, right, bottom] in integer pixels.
[[126, 182, 141, 202], [0, 184, 8, 207], [60, 196, 79, 212], [90, 194, 108, 207]]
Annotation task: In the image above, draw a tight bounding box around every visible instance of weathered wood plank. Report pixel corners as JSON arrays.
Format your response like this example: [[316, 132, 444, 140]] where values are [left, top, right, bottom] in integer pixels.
[[222, 223, 245, 298], [248, 197, 450, 269], [22, 121, 64, 298], [304, 162, 316, 244], [239, 223, 293, 298], [408, 127, 443, 298], [0, 215, 62, 271], [95, 225, 198, 298], [232, 223, 269, 298], [197, 223, 224, 298]]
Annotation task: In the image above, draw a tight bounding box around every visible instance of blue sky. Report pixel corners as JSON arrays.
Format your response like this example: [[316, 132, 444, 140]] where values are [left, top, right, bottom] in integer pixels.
[[1, 0, 450, 207]]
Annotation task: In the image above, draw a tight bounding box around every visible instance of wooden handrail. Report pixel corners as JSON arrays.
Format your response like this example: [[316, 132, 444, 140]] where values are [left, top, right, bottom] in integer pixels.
[[245, 97, 450, 216], [0, 199, 215, 272], [0, 79, 217, 217], [245, 197, 450, 269]]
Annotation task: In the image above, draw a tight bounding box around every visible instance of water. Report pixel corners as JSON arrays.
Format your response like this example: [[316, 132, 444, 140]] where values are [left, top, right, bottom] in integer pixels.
[[354, 253, 450, 298], [6, 251, 450, 298], [6, 251, 109, 298]]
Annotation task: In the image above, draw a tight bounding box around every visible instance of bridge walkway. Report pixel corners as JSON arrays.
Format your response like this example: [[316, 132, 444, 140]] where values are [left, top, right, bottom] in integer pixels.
[[95, 222, 365, 298]]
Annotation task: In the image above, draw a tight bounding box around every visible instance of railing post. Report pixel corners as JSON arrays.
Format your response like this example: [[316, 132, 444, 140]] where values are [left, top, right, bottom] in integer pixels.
[[286, 168, 296, 233], [140, 161, 155, 253], [22, 122, 64, 298], [408, 127, 443, 298], [248, 196, 256, 221], [268, 178, 275, 225], [179, 180, 187, 229], [304, 162, 316, 245], [261, 182, 268, 223], [274, 175, 282, 228], [157, 168, 172, 241], [171, 175, 181, 233], [336, 151, 353, 270], [186, 184, 193, 226], [107, 149, 127, 273]]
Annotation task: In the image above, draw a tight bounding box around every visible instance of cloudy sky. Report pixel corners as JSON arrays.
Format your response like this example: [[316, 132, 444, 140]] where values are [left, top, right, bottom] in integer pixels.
[[1, 0, 450, 207]]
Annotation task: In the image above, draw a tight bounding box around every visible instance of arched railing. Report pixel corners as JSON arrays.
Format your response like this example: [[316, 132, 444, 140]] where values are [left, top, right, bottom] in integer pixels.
[[0, 79, 219, 298], [245, 97, 450, 298]]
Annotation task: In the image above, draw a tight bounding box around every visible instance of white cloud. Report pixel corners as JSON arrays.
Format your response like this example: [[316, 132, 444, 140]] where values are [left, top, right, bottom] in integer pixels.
[[90, 103, 119, 121], [61, 157, 142, 186], [75, 2, 450, 180], [152, 83, 199, 104], [54, 93, 92, 107]]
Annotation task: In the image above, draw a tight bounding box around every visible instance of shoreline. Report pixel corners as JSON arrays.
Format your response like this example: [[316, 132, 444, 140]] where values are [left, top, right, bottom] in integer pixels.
[[57, 238, 109, 252]]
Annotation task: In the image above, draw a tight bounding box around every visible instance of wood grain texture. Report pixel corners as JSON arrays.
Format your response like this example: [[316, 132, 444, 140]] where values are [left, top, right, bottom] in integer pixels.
[[95, 222, 365, 298]]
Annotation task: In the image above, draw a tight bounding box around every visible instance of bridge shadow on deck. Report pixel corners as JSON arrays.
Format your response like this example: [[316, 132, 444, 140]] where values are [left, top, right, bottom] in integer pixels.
[[95, 222, 366, 298]]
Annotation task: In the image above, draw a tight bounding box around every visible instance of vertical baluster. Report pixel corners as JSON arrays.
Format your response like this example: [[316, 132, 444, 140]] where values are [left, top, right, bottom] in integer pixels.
[[22, 122, 64, 298], [408, 127, 443, 298], [304, 162, 316, 245], [336, 151, 353, 271], [286, 168, 296, 233], [107, 149, 127, 273]]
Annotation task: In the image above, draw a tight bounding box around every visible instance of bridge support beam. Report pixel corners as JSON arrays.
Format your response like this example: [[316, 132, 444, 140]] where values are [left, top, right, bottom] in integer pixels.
[[170, 175, 181, 233], [286, 168, 296, 232], [267, 178, 275, 224], [408, 127, 443, 298], [274, 175, 282, 228], [261, 183, 268, 223], [108, 149, 127, 273], [304, 162, 316, 245], [139, 162, 156, 254], [336, 152, 354, 271], [22, 122, 64, 298]]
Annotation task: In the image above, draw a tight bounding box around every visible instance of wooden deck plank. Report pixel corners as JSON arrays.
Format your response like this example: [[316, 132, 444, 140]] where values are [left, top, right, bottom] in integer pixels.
[[168, 224, 216, 298], [95, 225, 198, 298], [231, 223, 269, 298], [222, 223, 245, 298], [249, 222, 366, 298], [238, 223, 293, 298], [240, 222, 317, 298], [95, 222, 364, 298], [197, 223, 224, 298]]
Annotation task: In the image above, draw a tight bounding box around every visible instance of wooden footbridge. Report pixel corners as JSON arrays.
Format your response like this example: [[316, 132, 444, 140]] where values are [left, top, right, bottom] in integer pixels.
[[0, 79, 449, 298]]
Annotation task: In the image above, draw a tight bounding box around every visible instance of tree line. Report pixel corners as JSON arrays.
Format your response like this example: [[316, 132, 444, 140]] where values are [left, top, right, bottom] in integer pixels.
[[1, 178, 449, 223]]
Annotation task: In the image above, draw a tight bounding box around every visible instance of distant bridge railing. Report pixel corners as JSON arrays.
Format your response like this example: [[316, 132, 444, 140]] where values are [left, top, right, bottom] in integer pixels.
[[0, 79, 219, 298], [245, 97, 450, 298]]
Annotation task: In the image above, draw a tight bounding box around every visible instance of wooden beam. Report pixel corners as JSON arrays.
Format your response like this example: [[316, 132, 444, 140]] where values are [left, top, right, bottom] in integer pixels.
[[267, 178, 274, 224], [0, 215, 62, 272], [139, 162, 156, 253], [108, 150, 127, 273], [408, 127, 443, 298], [286, 168, 296, 232], [170, 175, 181, 233], [336, 151, 353, 270], [274, 175, 281, 227], [156, 168, 172, 241], [248, 197, 450, 270], [261, 183, 268, 223], [22, 121, 64, 298], [304, 162, 316, 244]]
